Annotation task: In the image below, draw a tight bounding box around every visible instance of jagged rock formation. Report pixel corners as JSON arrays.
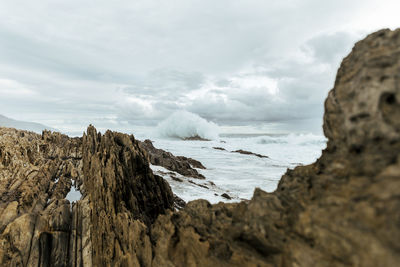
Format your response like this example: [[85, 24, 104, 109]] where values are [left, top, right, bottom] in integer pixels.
[[0, 28, 399, 266], [0, 127, 174, 266], [138, 139, 206, 179]]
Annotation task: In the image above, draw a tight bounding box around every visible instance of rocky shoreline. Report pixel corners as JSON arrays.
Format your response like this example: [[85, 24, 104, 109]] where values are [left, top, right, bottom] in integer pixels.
[[0, 29, 399, 266], [138, 139, 206, 179]]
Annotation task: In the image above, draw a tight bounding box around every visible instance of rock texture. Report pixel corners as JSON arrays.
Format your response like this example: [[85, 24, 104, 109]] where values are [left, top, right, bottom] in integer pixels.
[[139, 139, 206, 179], [0, 28, 399, 267], [0, 127, 174, 266]]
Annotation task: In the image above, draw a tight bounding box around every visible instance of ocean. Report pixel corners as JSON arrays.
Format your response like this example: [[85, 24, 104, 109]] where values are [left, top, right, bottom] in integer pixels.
[[64, 111, 327, 204], [146, 133, 326, 203]]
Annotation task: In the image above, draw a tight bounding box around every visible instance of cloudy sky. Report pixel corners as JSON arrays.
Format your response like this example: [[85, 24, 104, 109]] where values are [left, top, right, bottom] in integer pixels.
[[0, 0, 399, 134]]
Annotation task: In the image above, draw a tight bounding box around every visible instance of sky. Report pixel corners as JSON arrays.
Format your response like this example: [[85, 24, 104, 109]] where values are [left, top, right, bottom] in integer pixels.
[[0, 0, 399, 134]]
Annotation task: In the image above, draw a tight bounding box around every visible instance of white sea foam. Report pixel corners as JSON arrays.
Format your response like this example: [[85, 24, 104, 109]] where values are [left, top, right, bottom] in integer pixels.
[[157, 111, 219, 140]]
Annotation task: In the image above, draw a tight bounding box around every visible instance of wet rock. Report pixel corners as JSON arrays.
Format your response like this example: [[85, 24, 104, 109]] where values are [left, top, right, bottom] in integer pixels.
[[232, 149, 269, 158], [188, 180, 209, 189], [221, 193, 232, 200], [139, 139, 206, 179], [173, 195, 186, 210], [176, 156, 206, 169], [182, 135, 211, 141]]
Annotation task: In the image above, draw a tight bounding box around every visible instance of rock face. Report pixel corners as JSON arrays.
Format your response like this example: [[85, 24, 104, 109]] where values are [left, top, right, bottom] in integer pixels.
[[0, 28, 399, 267], [0, 127, 174, 266], [138, 139, 206, 179]]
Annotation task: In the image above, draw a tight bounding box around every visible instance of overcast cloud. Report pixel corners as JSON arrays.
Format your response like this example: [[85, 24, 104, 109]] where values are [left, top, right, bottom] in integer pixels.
[[0, 0, 399, 133]]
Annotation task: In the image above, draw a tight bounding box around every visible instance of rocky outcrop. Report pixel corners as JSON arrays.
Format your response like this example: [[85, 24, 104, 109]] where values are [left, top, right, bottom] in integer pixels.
[[0, 28, 399, 267], [138, 139, 206, 179], [0, 127, 174, 266]]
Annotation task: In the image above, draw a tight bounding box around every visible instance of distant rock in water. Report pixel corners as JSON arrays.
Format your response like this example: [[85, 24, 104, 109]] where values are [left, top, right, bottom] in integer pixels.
[[0, 29, 399, 266], [221, 193, 232, 200], [138, 139, 206, 179], [213, 146, 269, 158], [232, 149, 269, 158], [182, 135, 211, 141]]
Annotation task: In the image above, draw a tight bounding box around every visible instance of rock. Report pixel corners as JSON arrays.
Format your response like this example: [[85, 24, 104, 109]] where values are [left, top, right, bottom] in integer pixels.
[[176, 156, 206, 169], [188, 180, 209, 189], [173, 195, 186, 210], [139, 139, 206, 179], [0, 28, 399, 267], [232, 149, 269, 158], [213, 147, 269, 158], [0, 126, 174, 266], [82, 127, 174, 266], [213, 147, 227, 151], [221, 193, 232, 200], [182, 135, 211, 141]]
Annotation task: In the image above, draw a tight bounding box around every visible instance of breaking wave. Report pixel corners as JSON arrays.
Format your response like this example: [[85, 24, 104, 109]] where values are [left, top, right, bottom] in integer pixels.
[[157, 111, 220, 140]]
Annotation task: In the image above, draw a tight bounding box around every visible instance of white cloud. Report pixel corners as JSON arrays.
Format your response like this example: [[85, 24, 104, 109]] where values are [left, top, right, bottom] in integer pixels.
[[0, 78, 36, 97]]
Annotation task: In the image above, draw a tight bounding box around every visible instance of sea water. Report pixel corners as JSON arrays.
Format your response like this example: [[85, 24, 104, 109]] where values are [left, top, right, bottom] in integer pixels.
[[146, 133, 326, 203], [65, 111, 326, 204], [128, 111, 327, 204]]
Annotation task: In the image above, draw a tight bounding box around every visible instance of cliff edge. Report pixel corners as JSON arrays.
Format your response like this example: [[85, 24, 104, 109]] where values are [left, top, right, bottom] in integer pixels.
[[0, 29, 399, 266]]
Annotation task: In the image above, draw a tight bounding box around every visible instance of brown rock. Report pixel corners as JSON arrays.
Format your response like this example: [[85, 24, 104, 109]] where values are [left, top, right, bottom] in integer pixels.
[[139, 139, 206, 179], [0, 126, 174, 266]]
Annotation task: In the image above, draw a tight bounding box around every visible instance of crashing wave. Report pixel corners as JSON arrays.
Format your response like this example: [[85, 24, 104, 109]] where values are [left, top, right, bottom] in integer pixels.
[[157, 111, 220, 140]]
